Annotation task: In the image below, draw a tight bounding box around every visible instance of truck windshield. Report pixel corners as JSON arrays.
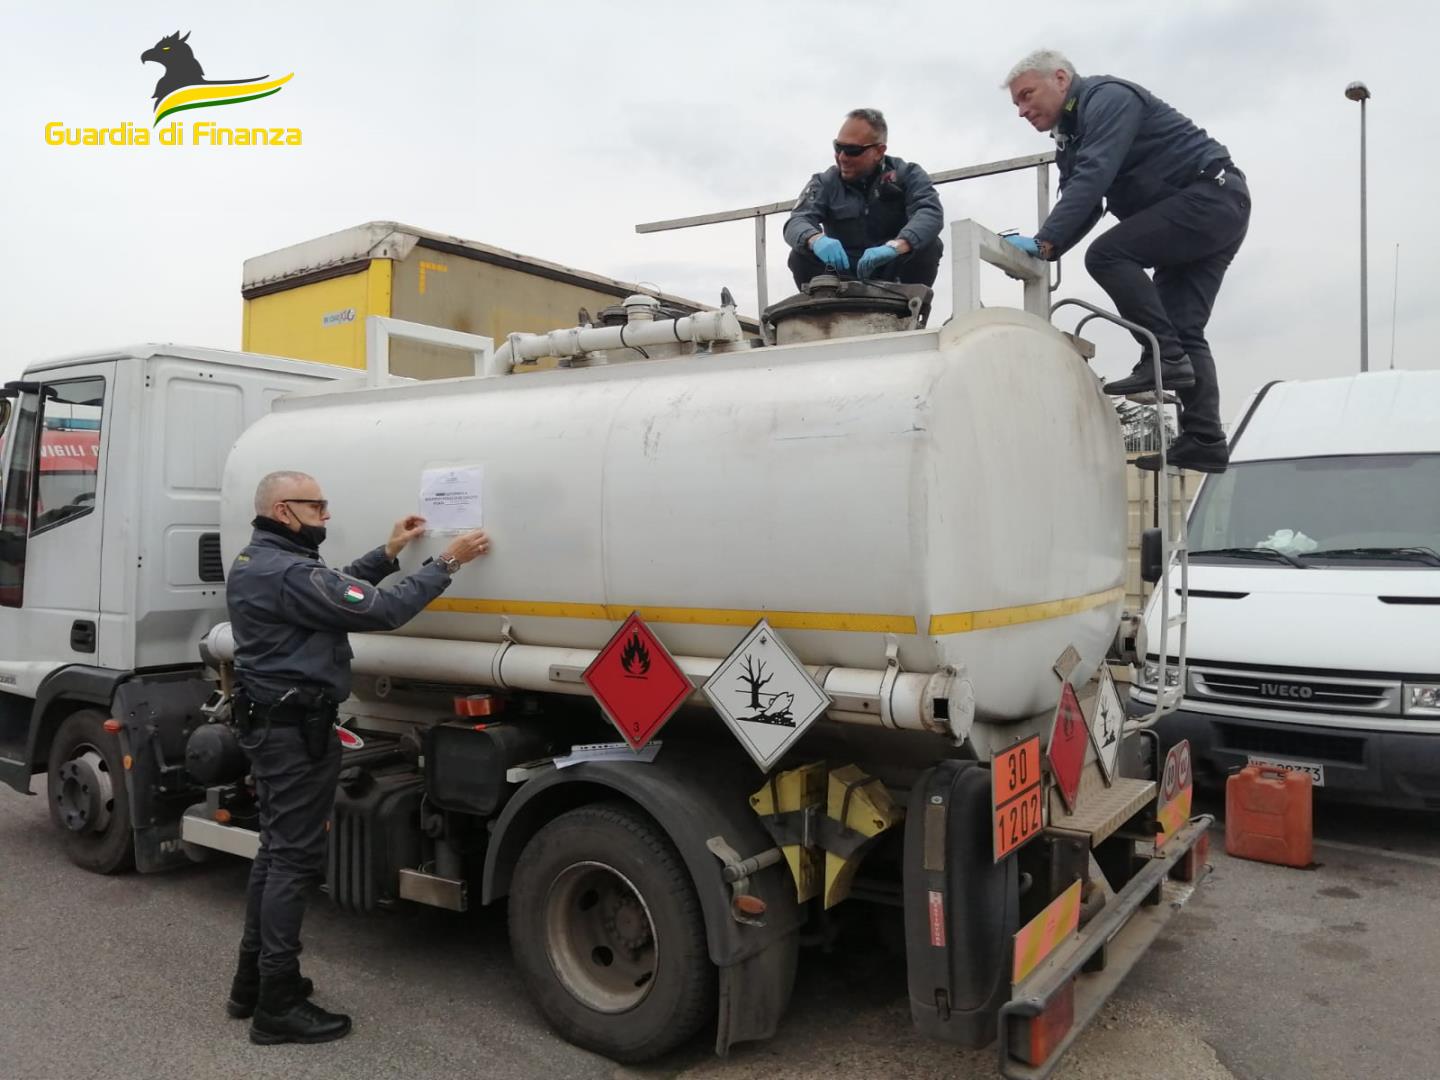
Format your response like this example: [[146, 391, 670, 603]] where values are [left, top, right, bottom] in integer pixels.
[[1189, 453, 1440, 565]]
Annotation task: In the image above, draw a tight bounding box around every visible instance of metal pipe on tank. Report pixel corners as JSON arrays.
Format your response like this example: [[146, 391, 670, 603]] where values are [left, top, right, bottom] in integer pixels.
[[494, 305, 743, 365], [199, 624, 971, 742]]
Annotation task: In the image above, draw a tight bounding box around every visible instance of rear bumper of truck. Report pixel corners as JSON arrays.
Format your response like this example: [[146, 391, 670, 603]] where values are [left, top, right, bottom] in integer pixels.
[[997, 815, 1213, 1079], [1131, 695, 1440, 810]]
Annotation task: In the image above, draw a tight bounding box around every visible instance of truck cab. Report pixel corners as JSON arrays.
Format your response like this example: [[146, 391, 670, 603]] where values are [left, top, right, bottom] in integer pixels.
[[0, 346, 340, 797], [1132, 370, 1440, 808]]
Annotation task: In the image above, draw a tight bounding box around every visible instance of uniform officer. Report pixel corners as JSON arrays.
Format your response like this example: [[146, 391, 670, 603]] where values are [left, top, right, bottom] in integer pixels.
[[784, 108, 945, 290], [224, 469, 490, 1044], [1002, 50, 1251, 473]]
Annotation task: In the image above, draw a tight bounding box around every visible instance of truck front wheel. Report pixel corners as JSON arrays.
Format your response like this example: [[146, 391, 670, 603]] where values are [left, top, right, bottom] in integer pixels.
[[46, 709, 134, 874], [508, 802, 715, 1063]]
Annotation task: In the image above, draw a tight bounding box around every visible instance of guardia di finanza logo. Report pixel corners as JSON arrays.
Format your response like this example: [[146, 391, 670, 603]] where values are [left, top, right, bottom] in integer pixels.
[[44, 30, 299, 147], [142, 31, 292, 125]]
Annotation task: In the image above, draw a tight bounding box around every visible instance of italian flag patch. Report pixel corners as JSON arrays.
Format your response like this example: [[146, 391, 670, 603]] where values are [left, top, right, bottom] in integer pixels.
[[343, 585, 366, 604]]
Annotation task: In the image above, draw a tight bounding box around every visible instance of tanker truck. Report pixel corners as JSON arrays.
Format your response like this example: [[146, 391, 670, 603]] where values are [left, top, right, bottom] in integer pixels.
[[0, 220, 1204, 1079]]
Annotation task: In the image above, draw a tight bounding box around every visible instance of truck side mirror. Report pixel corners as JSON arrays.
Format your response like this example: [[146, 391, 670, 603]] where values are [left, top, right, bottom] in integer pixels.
[[1140, 527, 1163, 584]]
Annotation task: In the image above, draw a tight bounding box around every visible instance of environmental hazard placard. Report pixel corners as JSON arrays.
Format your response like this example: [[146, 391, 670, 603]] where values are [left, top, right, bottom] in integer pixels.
[[702, 619, 830, 773]]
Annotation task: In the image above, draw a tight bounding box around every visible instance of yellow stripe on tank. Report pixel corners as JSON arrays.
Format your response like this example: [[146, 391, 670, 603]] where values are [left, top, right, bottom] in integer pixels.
[[426, 585, 1123, 636], [927, 585, 1124, 636], [426, 597, 917, 634]]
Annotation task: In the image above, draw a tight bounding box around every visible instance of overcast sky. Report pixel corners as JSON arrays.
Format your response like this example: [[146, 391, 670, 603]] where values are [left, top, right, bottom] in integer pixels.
[[1, 0, 1431, 426]]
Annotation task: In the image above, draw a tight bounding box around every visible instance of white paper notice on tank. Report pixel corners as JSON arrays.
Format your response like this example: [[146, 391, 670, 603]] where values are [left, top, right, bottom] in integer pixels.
[[418, 465, 483, 534], [703, 619, 831, 772]]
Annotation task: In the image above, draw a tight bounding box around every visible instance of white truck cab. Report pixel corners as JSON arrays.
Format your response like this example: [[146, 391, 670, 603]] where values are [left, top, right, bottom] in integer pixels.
[[1132, 370, 1440, 808], [0, 346, 340, 793]]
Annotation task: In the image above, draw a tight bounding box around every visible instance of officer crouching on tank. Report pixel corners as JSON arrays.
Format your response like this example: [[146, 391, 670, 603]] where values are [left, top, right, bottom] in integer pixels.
[[784, 108, 945, 289], [224, 469, 490, 1045]]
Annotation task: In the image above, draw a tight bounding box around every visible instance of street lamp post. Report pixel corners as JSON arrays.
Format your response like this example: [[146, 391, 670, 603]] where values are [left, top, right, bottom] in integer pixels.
[[1346, 80, 1371, 373]]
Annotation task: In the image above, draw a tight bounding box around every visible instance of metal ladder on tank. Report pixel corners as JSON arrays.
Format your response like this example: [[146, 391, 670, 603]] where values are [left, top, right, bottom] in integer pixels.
[[1051, 299, 1189, 726]]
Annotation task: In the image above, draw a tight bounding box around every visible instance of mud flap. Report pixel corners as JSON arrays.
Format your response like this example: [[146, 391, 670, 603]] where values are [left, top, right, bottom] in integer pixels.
[[113, 673, 215, 873], [0, 690, 33, 794], [903, 759, 1018, 1047], [715, 932, 799, 1055]]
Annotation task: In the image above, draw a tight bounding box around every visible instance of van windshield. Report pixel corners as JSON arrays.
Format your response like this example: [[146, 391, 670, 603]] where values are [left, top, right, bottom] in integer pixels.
[[1188, 454, 1440, 566]]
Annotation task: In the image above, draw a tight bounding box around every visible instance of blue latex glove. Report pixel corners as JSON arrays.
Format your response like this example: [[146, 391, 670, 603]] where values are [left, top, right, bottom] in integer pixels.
[[810, 235, 850, 271], [857, 244, 900, 279], [1004, 234, 1042, 257]]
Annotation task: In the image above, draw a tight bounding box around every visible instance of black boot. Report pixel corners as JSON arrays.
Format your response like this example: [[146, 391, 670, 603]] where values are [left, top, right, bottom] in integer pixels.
[[1135, 432, 1229, 474], [249, 971, 351, 1045], [1104, 354, 1196, 395], [226, 950, 314, 1019]]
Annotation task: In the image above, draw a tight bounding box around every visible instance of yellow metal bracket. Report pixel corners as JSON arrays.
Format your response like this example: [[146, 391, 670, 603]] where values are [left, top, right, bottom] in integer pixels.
[[750, 762, 905, 909]]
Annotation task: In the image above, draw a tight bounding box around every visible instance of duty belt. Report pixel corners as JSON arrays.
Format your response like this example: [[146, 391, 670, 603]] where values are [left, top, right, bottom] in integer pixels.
[[243, 694, 336, 726]]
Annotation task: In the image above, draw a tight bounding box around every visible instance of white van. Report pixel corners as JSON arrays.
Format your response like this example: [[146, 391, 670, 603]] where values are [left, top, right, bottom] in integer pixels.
[[1130, 370, 1440, 809]]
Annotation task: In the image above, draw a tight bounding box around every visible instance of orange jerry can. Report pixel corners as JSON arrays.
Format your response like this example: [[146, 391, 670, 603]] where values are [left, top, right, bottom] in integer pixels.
[[1225, 765, 1313, 868]]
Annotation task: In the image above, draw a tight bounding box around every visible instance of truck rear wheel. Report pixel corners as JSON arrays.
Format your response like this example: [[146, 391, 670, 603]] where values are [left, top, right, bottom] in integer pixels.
[[508, 802, 715, 1063], [46, 709, 134, 874]]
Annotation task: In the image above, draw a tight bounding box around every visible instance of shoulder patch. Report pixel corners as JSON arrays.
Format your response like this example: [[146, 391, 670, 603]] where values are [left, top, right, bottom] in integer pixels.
[[307, 567, 379, 613], [234, 554, 250, 563]]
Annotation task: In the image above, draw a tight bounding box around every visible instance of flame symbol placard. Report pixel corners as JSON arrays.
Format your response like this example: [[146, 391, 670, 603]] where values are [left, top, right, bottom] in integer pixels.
[[620, 633, 651, 675]]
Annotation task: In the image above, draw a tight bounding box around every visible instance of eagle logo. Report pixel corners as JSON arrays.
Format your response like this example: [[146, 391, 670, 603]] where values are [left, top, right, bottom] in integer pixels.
[[141, 31, 293, 126]]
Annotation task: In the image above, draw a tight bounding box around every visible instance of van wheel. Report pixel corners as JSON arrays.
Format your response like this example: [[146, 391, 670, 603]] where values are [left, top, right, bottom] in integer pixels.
[[508, 803, 715, 1063], [46, 709, 134, 874]]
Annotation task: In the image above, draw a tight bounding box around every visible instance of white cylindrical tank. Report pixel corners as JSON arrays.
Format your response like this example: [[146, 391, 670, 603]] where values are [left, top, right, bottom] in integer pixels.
[[222, 307, 1126, 721]]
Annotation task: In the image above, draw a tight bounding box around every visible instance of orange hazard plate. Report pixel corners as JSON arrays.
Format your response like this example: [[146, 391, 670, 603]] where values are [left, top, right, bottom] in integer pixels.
[[993, 735, 1044, 862]]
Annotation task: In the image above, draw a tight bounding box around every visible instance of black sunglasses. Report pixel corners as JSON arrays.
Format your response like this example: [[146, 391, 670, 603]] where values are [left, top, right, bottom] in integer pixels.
[[833, 141, 880, 157], [282, 498, 329, 512]]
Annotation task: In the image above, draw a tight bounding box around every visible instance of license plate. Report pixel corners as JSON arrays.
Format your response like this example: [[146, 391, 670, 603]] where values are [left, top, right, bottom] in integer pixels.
[[1246, 755, 1325, 787]]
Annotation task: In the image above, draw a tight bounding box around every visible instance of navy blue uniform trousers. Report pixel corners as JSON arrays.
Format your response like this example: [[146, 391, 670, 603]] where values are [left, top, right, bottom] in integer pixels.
[[1084, 169, 1251, 440], [237, 724, 341, 978]]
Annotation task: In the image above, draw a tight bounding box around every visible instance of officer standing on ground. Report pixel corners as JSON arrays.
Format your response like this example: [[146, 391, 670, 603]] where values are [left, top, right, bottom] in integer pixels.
[[1002, 50, 1251, 473], [224, 469, 491, 1044], [784, 108, 945, 289]]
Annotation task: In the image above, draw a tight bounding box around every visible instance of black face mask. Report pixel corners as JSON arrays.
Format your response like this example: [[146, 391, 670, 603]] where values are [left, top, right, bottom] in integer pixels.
[[295, 523, 328, 549], [253, 515, 326, 552]]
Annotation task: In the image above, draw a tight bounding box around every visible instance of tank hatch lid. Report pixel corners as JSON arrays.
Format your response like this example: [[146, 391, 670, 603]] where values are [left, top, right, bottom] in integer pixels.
[[763, 276, 933, 335]]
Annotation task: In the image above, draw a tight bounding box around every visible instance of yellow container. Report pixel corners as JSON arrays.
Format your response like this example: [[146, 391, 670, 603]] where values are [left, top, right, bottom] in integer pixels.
[[241, 221, 735, 379]]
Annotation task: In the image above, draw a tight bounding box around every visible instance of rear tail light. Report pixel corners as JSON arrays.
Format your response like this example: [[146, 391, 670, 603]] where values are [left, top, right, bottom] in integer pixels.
[[1006, 979, 1075, 1067], [454, 693, 502, 717]]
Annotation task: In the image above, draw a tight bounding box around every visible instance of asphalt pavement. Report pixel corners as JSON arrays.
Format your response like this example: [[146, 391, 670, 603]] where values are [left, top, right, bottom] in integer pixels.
[[2, 785, 1436, 1080]]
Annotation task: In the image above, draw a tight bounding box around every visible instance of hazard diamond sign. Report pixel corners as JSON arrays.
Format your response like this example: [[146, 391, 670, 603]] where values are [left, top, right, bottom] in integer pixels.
[[703, 618, 830, 773], [1047, 681, 1089, 811], [582, 612, 693, 751]]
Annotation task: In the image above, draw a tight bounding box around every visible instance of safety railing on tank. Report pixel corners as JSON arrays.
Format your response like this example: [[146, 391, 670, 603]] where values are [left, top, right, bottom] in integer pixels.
[[635, 151, 1058, 318], [365, 316, 498, 386]]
